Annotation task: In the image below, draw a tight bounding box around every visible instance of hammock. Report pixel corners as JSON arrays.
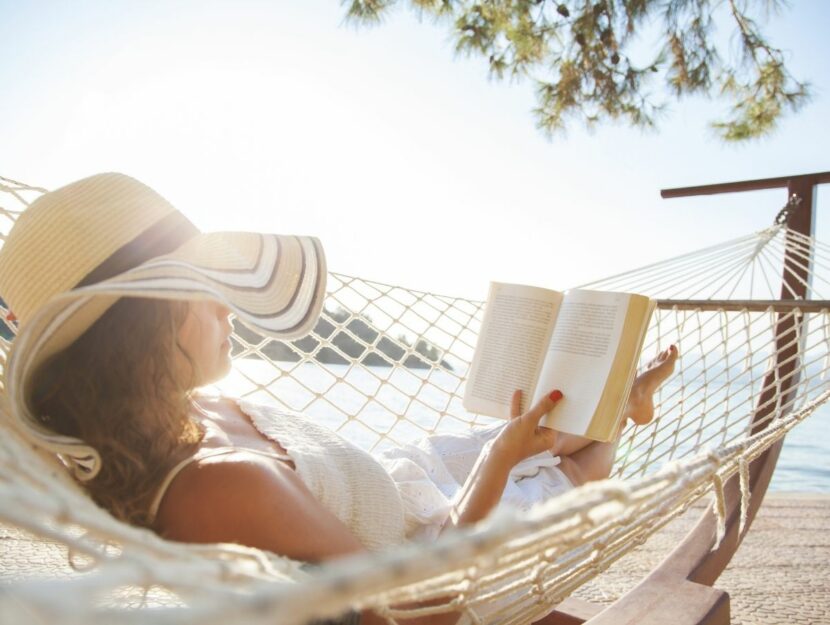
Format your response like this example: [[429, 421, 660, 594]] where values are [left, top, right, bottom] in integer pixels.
[[1, 174, 828, 625]]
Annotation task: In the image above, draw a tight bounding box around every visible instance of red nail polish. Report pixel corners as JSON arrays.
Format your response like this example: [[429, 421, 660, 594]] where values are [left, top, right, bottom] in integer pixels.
[[549, 390, 563, 402]]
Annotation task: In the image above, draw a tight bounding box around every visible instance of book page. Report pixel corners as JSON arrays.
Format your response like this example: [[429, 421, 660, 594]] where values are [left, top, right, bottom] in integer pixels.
[[583, 296, 654, 440], [531, 290, 631, 435], [463, 282, 562, 419]]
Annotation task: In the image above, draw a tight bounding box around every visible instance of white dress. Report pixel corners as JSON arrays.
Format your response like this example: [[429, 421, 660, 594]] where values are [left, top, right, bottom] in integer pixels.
[[152, 401, 574, 548], [370, 419, 575, 625], [375, 421, 574, 542]]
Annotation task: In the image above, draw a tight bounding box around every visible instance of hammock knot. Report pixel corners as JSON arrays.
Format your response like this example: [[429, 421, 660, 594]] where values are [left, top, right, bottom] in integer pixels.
[[711, 472, 727, 548], [374, 605, 394, 622], [530, 560, 552, 604], [531, 575, 546, 600], [738, 455, 752, 535], [774, 193, 802, 226], [600, 481, 632, 506], [462, 605, 484, 625], [462, 567, 480, 596], [618, 508, 637, 526]]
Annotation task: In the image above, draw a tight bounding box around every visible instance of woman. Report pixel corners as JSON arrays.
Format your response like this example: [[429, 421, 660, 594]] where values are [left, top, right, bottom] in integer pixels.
[[0, 173, 677, 624]]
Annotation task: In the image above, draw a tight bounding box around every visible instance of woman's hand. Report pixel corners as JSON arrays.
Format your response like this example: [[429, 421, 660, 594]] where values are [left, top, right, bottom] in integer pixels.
[[489, 389, 562, 468], [449, 389, 563, 529]]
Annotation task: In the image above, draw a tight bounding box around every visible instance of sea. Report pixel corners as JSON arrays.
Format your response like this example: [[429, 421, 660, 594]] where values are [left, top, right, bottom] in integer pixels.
[[769, 400, 829, 492], [214, 361, 829, 494]]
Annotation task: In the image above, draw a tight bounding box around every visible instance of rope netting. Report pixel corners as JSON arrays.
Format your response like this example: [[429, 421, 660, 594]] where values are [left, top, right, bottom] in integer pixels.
[[0, 176, 828, 624], [218, 225, 830, 484]]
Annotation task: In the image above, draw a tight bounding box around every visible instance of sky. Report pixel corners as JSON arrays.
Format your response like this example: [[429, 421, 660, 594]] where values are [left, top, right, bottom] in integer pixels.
[[1, 0, 828, 301]]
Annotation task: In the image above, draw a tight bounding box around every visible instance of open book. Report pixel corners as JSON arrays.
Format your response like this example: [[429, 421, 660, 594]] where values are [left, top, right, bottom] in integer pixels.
[[463, 282, 655, 442]]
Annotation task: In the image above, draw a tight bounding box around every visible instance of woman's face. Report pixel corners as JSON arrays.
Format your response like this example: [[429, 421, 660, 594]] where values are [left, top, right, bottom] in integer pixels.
[[176, 300, 233, 387]]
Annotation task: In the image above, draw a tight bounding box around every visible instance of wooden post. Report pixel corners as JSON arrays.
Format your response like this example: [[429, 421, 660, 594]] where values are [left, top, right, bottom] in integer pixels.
[[683, 176, 817, 587], [547, 172, 829, 625]]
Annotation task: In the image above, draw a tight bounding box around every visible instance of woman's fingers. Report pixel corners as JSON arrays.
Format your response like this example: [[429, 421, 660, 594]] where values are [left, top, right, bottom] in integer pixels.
[[510, 390, 522, 419], [492, 389, 564, 466], [511, 389, 563, 422], [524, 389, 564, 425]]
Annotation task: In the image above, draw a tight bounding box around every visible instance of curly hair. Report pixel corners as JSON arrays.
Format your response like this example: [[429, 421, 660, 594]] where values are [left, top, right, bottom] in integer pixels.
[[30, 297, 204, 527]]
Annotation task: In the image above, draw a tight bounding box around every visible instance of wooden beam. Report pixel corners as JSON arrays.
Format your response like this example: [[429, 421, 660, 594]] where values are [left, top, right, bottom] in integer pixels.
[[656, 299, 830, 313], [661, 171, 830, 199], [587, 575, 730, 625], [589, 174, 827, 625], [546, 597, 605, 624]]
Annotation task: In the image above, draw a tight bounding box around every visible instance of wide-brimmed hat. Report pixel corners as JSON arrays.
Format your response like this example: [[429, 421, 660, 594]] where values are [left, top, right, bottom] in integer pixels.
[[0, 172, 326, 478]]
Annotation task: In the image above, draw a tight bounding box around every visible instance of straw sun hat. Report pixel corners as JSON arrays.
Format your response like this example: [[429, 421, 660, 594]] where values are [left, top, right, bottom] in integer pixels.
[[0, 172, 327, 478]]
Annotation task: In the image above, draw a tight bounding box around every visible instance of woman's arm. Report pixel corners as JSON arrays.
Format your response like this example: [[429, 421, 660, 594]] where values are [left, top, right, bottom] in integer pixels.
[[450, 389, 562, 527]]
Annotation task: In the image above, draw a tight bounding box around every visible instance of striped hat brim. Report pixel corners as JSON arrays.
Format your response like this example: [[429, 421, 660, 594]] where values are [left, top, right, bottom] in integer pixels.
[[6, 231, 326, 478]]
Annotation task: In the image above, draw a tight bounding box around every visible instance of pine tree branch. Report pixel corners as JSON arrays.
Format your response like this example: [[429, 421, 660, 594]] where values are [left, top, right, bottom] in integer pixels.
[[342, 0, 811, 141]]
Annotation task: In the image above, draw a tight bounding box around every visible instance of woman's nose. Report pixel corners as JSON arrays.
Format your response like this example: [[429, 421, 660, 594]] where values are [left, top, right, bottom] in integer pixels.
[[217, 304, 233, 335], [215, 303, 232, 319]]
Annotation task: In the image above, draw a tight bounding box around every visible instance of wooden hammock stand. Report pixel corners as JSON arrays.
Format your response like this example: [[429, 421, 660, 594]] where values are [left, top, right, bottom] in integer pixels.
[[549, 171, 830, 625]]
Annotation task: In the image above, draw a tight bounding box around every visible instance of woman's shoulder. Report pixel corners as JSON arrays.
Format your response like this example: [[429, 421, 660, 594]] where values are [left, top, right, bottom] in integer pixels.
[[155, 448, 367, 559], [155, 450, 297, 538]]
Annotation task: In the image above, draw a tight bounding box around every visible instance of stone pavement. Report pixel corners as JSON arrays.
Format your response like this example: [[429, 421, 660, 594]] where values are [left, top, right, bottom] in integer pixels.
[[573, 493, 830, 625]]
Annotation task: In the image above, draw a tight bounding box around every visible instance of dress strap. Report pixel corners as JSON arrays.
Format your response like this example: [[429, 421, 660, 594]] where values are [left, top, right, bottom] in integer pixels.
[[148, 446, 294, 523]]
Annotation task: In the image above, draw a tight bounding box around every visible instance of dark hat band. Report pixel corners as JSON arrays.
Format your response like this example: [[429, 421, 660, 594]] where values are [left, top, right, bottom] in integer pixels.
[[76, 211, 200, 289]]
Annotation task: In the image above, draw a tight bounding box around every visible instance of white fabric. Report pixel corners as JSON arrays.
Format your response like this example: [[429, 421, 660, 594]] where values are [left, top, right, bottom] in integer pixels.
[[376, 422, 574, 625], [239, 401, 573, 547], [238, 399, 408, 552], [377, 421, 574, 542]]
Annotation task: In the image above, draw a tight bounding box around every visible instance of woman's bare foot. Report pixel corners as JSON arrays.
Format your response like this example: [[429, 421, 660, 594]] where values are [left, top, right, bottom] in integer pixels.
[[626, 345, 679, 425]]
